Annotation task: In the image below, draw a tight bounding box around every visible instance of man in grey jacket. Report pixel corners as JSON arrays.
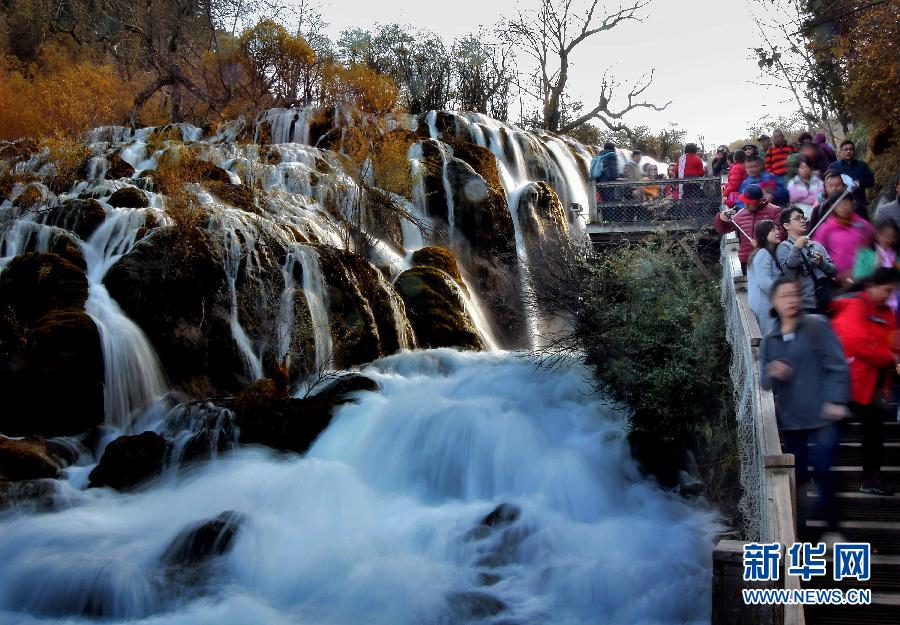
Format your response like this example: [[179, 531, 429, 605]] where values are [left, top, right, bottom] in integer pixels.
[[761, 277, 850, 541], [777, 206, 836, 313]]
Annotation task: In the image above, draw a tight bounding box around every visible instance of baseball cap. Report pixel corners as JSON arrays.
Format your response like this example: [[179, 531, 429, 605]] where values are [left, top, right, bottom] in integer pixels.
[[739, 184, 764, 203]]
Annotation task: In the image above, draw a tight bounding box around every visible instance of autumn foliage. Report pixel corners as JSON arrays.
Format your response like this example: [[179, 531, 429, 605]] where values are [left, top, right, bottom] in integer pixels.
[[0, 46, 135, 140]]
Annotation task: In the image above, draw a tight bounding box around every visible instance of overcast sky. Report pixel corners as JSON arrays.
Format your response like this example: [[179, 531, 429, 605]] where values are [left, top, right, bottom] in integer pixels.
[[317, 0, 797, 146]]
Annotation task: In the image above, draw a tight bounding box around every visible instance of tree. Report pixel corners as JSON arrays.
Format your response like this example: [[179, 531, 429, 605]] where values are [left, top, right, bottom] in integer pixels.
[[503, 0, 668, 133], [748, 0, 850, 140], [337, 24, 452, 114], [238, 19, 315, 107], [450, 33, 514, 120]]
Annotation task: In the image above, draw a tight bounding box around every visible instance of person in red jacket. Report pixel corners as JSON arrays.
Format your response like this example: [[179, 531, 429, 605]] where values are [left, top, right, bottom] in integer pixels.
[[724, 149, 747, 208], [831, 267, 900, 495], [713, 184, 785, 268], [765, 130, 796, 178]]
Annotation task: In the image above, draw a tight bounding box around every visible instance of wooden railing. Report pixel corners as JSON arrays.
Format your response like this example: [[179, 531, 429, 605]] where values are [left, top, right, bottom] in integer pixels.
[[712, 233, 805, 625]]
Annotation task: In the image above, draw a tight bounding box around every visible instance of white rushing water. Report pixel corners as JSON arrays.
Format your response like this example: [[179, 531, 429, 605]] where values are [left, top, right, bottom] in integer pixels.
[[0, 350, 716, 625]]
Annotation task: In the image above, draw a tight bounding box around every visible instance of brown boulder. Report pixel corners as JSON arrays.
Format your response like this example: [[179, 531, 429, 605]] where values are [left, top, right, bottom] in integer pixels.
[[0, 252, 88, 328], [0, 436, 60, 481], [104, 227, 245, 396], [0, 310, 105, 436], [108, 186, 149, 208], [43, 198, 106, 241], [88, 431, 168, 491], [395, 266, 482, 350], [233, 374, 379, 453], [106, 153, 136, 179], [411, 246, 464, 288]]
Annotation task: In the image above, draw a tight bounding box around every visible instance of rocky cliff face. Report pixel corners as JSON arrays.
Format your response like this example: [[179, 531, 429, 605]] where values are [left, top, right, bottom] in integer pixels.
[[0, 106, 587, 459]]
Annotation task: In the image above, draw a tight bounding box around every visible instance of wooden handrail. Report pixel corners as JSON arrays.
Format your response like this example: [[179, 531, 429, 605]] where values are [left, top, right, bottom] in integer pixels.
[[718, 232, 805, 625]]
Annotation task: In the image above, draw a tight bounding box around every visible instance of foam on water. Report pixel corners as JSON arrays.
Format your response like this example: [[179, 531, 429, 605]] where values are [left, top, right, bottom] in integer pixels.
[[0, 350, 717, 625]]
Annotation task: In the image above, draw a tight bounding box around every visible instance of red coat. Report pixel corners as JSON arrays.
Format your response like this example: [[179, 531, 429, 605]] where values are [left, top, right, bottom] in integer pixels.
[[765, 144, 795, 177], [678, 153, 705, 178], [831, 293, 898, 405], [724, 162, 747, 207], [712, 202, 785, 264]]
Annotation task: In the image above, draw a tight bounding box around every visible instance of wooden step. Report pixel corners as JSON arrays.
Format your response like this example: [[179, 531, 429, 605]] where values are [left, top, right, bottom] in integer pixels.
[[813, 443, 900, 468], [805, 555, 900, 594], [842, 421, 900, 444], [809, 491, 900, 523], [807, 520, 900, 555], [805, 593, 900, 624], [814, 466, 900, 493]]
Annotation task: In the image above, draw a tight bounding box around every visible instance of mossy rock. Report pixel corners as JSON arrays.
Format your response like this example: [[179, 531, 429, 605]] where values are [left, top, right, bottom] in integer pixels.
[[0, 309, 104, 437], [88, 431, 168, 491], [0, 436, 61, 482], [0, 252, 88, 327], [410, 246, 464, 288], [0, 139, 39, 164], [107, 153, 136, 179], [12, 184, 45, 210], [395, 266, 482, 350], [315, 246, 415, 368], [232, 374, 379, 453], [104, 227, 245, 396], [43, 198, 106, 240], [203, 180, 257, 213], [450, 141, 503, 196], [108, 186, 149, 208]]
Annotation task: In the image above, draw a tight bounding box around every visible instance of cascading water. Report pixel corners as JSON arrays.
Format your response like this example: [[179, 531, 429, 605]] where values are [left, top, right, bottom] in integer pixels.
[[0, 350, 716, 625], [82, 208, 169, 431], [0, 109, 718, 625], [294, 244, 334, 372]]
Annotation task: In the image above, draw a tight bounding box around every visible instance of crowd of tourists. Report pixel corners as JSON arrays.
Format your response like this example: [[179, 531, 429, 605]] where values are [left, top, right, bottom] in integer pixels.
[[712, 129, 900, 544]]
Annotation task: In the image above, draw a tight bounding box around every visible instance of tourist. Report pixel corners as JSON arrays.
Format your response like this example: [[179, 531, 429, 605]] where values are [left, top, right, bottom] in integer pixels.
[[664, 163, 680, 200], [853, 218, 899, 282], [760, 277, 850, 540], [748, 220, 783, 334], [828, 140, 875, 218], [714, 184, 784, 267], [758, 134, 772, 159], [723, 149, 747, 208], [624, 149, 643, 181], [712, 145, 730, 177], [812, 193, 875, 285], [642, 164, 661, 199], [788, 156, 825, 220], [831, 267, 900, 496], [590, 142, 620, 208], [875, 173, 900, 229], [743, 143, 760, 159], [815, 132, 837, 164], [809, 170, 847, 228], [765, 130, 795, 178], [678, 143, 706, 207], [799, 141, 829, 177], [777, 206, 837, 314], [737, 155, 788, 208]]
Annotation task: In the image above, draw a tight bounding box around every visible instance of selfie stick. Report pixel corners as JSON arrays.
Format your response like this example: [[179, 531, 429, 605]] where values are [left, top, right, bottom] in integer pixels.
[[806, 174, 859, 238]]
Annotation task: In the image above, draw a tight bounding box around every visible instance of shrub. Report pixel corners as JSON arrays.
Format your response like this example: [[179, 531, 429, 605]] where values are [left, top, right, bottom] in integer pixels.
[[0, 48, 134, 140]]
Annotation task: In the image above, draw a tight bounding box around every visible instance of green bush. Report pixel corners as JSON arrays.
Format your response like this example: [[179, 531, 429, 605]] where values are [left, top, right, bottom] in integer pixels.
[[574, 239, 729, 440]]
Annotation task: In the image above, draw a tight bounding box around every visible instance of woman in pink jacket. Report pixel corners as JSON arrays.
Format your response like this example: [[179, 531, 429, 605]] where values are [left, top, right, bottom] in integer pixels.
[[813, 193, 875, 284], [787, 157, 824, 219], [723, 149, 747, 207]]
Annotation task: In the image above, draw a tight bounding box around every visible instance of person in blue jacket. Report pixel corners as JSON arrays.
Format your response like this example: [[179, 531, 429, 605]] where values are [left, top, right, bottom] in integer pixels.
[[827, 139, 875, 219], [590, 142, 620, 208], [737, 155, 789, 208]]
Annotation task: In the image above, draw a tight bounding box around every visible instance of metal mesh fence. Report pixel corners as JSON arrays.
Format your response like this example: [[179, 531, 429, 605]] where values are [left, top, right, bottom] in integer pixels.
[[593, 177, 722, 224], [720, 237, 767, 542]]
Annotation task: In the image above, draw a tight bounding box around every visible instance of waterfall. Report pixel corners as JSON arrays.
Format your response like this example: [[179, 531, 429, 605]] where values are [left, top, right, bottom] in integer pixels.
[[217, 212, 265, 381], [80, 208, 169, 431], [0, 350, 716, 625], [295, 244, 333, 372]]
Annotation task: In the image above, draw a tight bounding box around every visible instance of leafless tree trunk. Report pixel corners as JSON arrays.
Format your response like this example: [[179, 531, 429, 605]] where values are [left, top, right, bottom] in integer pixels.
[[503, 0, 669, 133]]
